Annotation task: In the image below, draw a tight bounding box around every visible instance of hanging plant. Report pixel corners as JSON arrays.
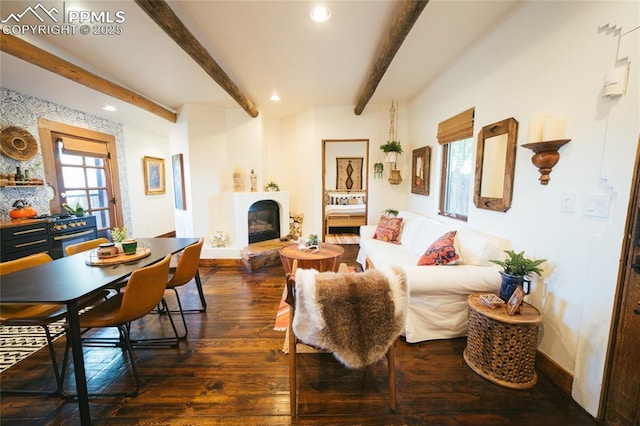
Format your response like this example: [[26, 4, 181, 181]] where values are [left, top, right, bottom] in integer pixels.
[[379, 141, 403, 154]]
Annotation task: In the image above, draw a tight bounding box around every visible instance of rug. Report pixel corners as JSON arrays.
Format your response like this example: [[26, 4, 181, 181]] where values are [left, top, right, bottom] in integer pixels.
[[324, 234, 360, 245], [0, 322, 65, 373]]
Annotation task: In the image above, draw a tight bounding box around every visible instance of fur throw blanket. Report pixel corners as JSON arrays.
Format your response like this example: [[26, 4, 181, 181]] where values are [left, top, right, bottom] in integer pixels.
[[292, 266, 407, 369]]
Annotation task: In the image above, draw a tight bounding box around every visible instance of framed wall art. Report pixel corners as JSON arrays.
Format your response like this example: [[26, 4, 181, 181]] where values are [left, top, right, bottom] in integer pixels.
[[172, 153, 186, 209], [143, 156, 166, 195], [336, 157, 363, 190], [411, 146, 430, 195]]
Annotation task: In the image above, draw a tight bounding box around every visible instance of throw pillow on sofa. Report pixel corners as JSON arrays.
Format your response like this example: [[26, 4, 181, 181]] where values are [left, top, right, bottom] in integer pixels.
[[373, 216, 404, 243], [417, 230, 460, 266]]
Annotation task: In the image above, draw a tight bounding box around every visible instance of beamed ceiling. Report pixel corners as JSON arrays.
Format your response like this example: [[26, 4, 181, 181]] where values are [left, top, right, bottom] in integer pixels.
[[0, 0, 521, 134]]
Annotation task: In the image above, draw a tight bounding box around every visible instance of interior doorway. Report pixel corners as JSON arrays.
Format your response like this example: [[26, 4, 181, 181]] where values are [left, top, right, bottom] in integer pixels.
[[322, 139, 369, 244], [602, 136, 640, 424]]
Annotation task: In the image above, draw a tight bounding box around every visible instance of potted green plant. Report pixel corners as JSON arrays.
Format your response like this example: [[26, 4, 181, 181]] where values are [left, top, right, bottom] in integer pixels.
[[490, 250, 546, 301], [264, 181, 280, 192], [110, 227, 128, 243], [380, 141, 403, 163], [383, 208, 399, 217]]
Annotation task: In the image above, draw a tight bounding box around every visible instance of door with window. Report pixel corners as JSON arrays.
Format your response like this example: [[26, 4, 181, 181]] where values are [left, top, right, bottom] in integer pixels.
[[38, 118, 123, 238], [52, 133, 117, 236]]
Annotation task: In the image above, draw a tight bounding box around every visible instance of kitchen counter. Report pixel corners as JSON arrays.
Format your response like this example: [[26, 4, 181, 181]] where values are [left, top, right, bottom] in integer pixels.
[[0, 218, 48, 229]]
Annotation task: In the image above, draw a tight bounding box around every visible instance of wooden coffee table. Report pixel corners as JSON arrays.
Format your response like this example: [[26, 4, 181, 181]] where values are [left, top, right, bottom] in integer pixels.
[[280, 243, 344, 274]]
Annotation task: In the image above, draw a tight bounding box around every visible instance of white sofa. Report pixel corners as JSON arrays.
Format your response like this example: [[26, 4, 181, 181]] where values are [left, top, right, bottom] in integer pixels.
[[357, 210, 510, 343]]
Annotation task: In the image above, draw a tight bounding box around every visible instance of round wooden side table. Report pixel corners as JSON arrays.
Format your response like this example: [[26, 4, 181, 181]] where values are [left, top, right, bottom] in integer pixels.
[[279, 243, 344, 274], [463, 293, 542, 389]]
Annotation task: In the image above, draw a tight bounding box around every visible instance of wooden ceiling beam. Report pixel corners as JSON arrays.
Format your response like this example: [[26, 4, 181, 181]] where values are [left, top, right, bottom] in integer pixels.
[[0, 33, 177, 123], [135, 0, 259, 118], [354, 0, 429, 116]]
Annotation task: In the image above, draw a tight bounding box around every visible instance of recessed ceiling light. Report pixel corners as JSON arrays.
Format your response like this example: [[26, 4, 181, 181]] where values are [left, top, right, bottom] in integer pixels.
[[270, 94, 281, 102], [102, 105, 117, 112], [310, 5, 331, 22]]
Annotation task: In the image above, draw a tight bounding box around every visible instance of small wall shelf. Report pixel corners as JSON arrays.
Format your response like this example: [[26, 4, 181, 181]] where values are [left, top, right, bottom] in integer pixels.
[[521, 139, 570, 185]]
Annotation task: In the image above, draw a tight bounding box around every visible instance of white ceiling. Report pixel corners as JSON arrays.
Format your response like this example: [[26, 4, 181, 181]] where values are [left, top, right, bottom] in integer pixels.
[[0, 0, 521, 135]]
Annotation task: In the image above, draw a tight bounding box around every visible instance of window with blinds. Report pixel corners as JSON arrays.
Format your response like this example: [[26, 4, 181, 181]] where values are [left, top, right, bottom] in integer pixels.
[[438, 107, 475, 221]]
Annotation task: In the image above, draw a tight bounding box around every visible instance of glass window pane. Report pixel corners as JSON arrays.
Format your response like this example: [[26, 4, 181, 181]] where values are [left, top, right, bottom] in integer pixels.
[[65, 190, 88, 210], [86, 168, 107, 188], [85, 157, 104, 167], [93, 209, 110, 230], [89, 189, 109, 209], [443, 138, 473, 218], [61, 166, 86, 188], [59, 152, 83, 165]]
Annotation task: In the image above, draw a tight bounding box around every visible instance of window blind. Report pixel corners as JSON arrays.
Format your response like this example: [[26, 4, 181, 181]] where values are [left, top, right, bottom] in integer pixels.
[[437, 107, 475, 144], [60, 136, 108, 157]]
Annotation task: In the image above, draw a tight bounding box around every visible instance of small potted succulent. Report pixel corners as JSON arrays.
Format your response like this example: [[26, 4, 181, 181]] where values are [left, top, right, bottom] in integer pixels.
[[490, 249, 546, 301], [384, 208, 399, 217], [264, 181, 280, 192]]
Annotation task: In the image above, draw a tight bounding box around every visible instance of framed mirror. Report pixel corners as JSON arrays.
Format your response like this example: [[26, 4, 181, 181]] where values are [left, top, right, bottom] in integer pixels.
[[473, 117, 518, 212]]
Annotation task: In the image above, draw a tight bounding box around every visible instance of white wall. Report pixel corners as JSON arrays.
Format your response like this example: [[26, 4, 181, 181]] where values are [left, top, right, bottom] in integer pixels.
[[278, 103, 411, 237], [122, 124, 174, 238], [407, 1, 639, 416]]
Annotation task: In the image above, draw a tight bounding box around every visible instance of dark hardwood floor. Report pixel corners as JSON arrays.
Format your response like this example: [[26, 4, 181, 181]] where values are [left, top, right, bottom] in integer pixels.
[[1, 244, 598, 425]]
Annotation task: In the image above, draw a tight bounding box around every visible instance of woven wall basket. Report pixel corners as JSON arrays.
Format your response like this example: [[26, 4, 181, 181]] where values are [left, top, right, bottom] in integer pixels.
[[0, 126, 38, 161]]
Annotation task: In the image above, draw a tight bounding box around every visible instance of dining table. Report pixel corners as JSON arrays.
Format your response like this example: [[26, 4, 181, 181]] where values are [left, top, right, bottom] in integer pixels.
[[0, 237, 199, 425]]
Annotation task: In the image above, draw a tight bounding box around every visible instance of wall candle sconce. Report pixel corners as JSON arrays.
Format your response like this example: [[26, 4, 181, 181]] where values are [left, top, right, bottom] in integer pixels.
[[523, 114, 570, 185], [521, 139, 571, 185]]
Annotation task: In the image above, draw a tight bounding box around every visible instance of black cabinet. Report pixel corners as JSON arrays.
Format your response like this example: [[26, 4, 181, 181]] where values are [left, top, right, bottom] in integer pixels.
[[1, 222, 52, 262]]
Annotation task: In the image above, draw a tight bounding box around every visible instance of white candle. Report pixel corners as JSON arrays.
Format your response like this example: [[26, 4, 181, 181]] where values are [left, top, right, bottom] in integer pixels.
[[542, 115, 566, 141], [528, 114, 545, 143]]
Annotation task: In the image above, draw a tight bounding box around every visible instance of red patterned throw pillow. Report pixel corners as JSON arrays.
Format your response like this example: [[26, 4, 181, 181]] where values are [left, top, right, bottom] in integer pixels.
[[373, 216, 404, 243], [417, 230, 460, 266]]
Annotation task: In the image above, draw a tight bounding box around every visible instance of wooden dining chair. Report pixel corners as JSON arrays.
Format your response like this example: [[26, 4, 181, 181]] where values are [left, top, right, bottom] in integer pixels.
[[60, 254, 172, 397], [285, 259, 407, 417], [0, 253, 67, 395]]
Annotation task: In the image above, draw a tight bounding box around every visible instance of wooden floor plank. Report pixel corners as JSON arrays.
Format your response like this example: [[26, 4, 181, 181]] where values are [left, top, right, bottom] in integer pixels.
[[0, 246, 597, 425]]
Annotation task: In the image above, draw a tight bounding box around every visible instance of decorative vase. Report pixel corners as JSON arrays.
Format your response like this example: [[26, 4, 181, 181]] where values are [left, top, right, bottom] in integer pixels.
[[499, 272, 530, 301]]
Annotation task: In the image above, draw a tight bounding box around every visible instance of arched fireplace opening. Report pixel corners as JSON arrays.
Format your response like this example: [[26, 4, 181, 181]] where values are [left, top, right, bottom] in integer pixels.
[[248, 200, 281, 243]]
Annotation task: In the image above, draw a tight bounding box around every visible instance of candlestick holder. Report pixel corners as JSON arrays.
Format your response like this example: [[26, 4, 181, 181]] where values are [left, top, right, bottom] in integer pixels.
[[521, 139, 570, 185]]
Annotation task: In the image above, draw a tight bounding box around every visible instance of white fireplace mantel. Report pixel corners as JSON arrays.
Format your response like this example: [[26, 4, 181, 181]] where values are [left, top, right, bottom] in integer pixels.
[[202, 191, 290, 259]]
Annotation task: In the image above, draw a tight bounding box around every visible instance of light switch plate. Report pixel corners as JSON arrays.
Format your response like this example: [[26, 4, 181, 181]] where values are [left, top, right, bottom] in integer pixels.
[[584, 193, 611, 218], [561, 192, 576, 213]]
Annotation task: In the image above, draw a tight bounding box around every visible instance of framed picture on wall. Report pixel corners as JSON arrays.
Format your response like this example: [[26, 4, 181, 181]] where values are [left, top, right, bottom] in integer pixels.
[[143, 156, 166, 195], [411, 146, 430, 195], [172, 154, 186, 210]]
